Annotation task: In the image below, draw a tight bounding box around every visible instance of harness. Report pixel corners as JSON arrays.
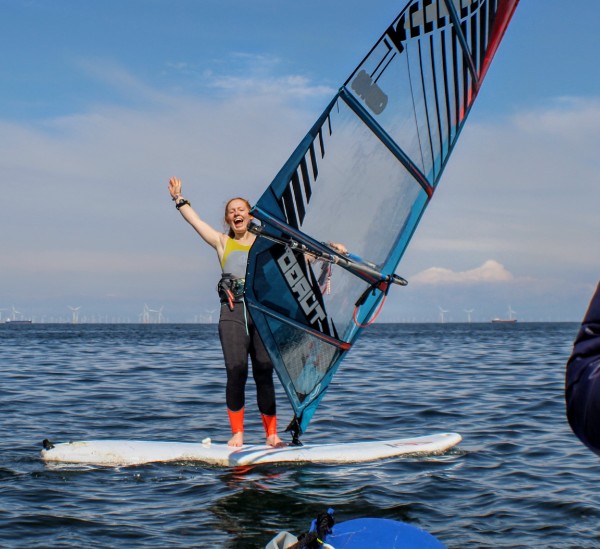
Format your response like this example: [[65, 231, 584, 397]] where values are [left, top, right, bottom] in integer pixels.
[[217, 273, 245, 311]]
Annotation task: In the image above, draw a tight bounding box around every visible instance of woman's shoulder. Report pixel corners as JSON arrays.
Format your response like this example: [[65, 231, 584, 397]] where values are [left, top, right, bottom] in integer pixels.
[[214, 232, 229, 255]]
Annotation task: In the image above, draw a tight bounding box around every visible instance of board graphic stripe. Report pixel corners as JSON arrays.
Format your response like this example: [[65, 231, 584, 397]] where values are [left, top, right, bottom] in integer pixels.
[[444, 0, 478, 84], [417, 40, 436, 180], [470, 5, 478, 70], [275, 113, 336, 228], [451, 27, 461, 130], [440, 30, 452, 158], [299, 157, 312, 204], [308, 143, 318, 180], [318, 127, 325, 157], [281, 186, 298, 229], [478, 0, 489, 72], [428, 34, 444, 180], [290, 171, 306, 226]]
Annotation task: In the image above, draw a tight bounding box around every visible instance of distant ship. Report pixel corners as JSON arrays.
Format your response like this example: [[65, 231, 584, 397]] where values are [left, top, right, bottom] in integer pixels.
[[492, 306, 517, 324], [5, 319, 32, 324]]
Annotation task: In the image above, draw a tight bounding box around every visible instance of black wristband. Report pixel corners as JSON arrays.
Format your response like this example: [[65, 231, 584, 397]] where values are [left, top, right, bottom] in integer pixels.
[[175, 199, 190, 210]]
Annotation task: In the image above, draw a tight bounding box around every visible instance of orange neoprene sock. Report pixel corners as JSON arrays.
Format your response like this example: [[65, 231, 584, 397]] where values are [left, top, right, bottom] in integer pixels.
[[227, 408, 244, 434], [261, 414, 277, 437]]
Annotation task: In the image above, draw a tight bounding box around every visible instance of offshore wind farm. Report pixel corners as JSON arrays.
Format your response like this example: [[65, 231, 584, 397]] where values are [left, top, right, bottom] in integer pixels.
[[0, 303, 526, 324], [1, 304, 174, 324], [0, 304, 237, 324]]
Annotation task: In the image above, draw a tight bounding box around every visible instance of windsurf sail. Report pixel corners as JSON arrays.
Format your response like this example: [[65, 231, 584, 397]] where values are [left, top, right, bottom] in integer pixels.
[[245, 0, 519, 439]]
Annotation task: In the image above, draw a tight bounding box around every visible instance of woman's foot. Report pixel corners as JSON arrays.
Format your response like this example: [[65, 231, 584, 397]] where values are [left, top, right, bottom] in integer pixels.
[[228, 432, 244, 447], [266, 434, 287, 448]]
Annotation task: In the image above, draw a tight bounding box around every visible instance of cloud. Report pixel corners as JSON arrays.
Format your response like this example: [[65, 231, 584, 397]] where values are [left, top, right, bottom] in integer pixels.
[[210, 72, 333, 99], [0, 60, 334, 315], [411, 260, 514, 285], [202, 52, 335, 99], [403, 95, 600, 287], [1, 57, 599, 321]]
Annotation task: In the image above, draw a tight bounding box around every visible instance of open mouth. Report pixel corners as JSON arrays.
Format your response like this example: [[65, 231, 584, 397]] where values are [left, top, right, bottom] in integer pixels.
[[233, 216, 245, 229]]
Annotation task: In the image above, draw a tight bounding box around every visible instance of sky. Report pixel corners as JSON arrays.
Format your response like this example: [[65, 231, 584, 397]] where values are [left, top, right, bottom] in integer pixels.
[[1, 0, 599, 323]]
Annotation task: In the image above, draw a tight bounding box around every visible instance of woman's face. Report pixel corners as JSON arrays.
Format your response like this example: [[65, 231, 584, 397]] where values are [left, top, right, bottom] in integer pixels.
[[225, 199, 253, 235]]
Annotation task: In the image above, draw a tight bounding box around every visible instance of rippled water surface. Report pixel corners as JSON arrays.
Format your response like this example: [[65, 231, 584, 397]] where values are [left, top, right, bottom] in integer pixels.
[[1, 322, 598, 548]]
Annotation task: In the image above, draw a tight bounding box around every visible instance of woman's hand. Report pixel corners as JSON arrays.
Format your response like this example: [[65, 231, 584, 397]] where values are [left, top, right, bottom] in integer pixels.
[[168, 176, 182, 200], [330, 242, 348, 255]]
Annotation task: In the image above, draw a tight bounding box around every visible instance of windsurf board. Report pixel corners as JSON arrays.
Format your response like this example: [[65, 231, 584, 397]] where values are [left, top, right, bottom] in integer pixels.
[[41, 432, 461, 467]]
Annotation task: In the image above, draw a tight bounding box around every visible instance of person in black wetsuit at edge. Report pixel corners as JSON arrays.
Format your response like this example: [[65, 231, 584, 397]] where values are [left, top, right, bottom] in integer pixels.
[[168, 176, 286, 448], [565, 280, 600, 456]]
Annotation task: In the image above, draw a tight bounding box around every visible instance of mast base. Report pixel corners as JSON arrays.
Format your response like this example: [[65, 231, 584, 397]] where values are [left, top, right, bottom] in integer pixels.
[[285, 417, 303, 446]]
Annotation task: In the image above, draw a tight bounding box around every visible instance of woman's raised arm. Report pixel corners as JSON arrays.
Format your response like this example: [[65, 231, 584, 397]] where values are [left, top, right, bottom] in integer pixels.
[[168, 176, 225, 254]]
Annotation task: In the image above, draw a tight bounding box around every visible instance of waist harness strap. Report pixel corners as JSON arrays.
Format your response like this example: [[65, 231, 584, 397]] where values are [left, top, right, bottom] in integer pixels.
[[217, 273, 245, 310]]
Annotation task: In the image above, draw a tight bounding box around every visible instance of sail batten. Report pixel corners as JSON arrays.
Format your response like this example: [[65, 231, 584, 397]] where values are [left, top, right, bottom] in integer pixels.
[[245, 0, 519, 436], [339, 88, 433, 197]]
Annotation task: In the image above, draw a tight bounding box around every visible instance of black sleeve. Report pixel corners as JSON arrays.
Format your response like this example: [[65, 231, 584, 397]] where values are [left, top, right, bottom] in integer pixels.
[[566, 281, 600, 455]]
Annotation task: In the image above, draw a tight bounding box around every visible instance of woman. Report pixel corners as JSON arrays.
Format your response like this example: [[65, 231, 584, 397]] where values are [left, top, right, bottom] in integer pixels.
[[168, 176, 285, 448]]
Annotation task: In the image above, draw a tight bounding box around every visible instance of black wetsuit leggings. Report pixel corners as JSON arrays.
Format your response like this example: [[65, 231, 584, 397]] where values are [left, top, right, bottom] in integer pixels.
[[218, 302, 277, 415]]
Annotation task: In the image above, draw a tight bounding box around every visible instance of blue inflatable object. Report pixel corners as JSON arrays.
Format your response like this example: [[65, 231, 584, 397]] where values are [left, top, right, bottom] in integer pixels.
[[326, 518, 446, 549]]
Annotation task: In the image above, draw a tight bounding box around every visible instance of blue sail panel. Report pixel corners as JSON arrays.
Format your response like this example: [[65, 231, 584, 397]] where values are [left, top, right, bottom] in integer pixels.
[[246, 233, 350, 434], [345, 0, 518, 188], [249, 95, 429, 341], [245, 0, 520, 435], [246, 93, 429, 433]]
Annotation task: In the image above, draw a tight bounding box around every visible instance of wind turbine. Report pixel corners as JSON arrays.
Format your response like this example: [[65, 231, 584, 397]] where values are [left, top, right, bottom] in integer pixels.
[[147, 306, 163, 324], [140, 304, 150, 324], [438, 306, 448, 324], [68, 306, 81, 324], [205, 309, 217, 323], [464, 309, 474, 323], [507, 306, 516, 320]]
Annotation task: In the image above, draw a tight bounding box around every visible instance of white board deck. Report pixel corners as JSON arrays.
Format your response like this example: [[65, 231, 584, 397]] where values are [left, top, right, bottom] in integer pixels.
[[40, 432, 462, 467]]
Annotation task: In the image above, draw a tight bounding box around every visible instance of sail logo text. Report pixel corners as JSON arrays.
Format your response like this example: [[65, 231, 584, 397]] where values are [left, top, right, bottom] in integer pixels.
[[351, 70, 388, 114], [277, 248, 327, 325], [353, 0, 482, 115], [386, 0, 482, 53]]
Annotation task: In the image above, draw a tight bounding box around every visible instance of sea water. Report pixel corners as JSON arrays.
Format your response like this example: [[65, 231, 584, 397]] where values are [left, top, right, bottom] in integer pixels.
[[1, 322, 598, 548]]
